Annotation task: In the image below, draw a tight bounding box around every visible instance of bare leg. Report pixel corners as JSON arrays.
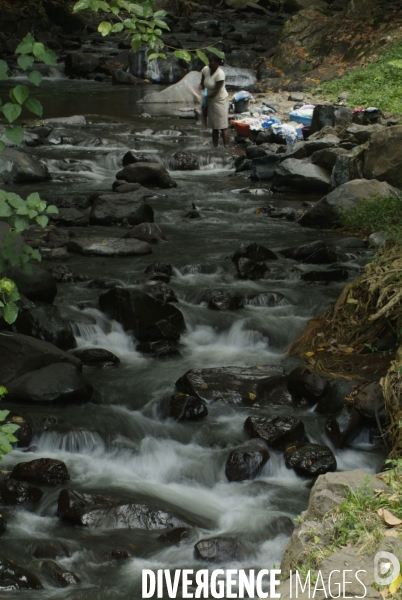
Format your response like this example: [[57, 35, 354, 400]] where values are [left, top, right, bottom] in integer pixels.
[[221, 128, 229, 147], [212, 129, 219, 147]]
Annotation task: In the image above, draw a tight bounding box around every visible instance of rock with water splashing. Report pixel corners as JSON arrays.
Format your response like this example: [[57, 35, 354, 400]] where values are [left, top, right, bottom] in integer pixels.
[[68, 237, 152, 257], [159, 394, 208, 421], [144, 263, 173, 278], [37, 560, 80, 587], [58, 489, 186, 529], [15, 306, 77, 351], [137, 340, 181, 359], [6, 363, 93, 403], [245, 415, 305, 448], [287, 367, 329, 405], [116, 162, 177, 189], [143, 282, 178, 304], [11, 458, 70, 485], [169, 152, 199, 171], [89, 193, 155, 226], [99, 288, 185, 342], [234, 257, 268, 280], [280, 240, 338, 264], [194, 537, 253, 562], [0, 479, 43, 506], [284, 443, 337, 477], [122, 152, 153, 167], [5, 265, 57, 303], [0, 557, 43, 590], [207, 291, 244, 311], [0, 149, 50, 184], [325, 405, 363, 448], [124, 223, 166, 244], [243, 292, 286, 307], [129, 50, 186, 84], [0, 332, 82, 385], [158, 527, 191, 546], [225, 440, 270, 482], [301, 269, 349, 282], [232, 242, 278, 262], [70, 348, 120, 367], [176, 365, 284, 405], [272, 159, 331, 193]]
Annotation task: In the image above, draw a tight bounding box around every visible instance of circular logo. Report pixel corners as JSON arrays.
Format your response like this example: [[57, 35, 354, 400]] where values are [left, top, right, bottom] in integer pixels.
[[374, 552, 401, 586]]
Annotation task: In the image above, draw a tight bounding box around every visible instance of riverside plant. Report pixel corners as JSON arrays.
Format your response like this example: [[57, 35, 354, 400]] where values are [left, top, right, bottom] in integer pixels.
[[0, 387, 19, 461]]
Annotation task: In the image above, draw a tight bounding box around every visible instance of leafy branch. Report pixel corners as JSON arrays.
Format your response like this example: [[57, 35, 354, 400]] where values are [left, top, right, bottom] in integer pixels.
[[0, 387, 19, 461]]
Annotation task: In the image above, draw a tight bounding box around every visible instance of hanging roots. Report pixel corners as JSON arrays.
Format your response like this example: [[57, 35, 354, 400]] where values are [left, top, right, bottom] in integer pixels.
[[382, 347, 402, 460]]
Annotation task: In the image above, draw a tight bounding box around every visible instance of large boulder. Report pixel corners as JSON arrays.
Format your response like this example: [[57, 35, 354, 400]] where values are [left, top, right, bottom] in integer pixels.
[[300, 179, 401, 227], [0, 149, 49, 183], [0, 557, 43, 590], [0, 479, 43, 506], [245, 415, 305, 448], [11, 458, 70, 485], [6, 363, 93, 403], [272, 159, 331, 193], [5, 265, 57, 303], [225, 441, 270, 482], [159, 394, 208, 421], [15, 306, 77, 351], [232, 242, 277, 262], [194, 537, 252, 562], [345, 123, 385, 145], [281, 240, 337, 264], [129, 50, 186, 84], [68, 237, 152, 257], [58, 489, 185, 529], [284, 443, 337, 477], [287, 367, 329, 404], [234, 258, 267, 280], [140, 71, 201, 103], [70, 347, 120, 367], [363, 125, 402, 189], [310, 105, 353, 134], [169, 152, 199, 171], [176, 366, 284, 405], [99, 288, 185, 341], [116, 163, 177, 189], [89, 193, 155, 226], [0, 332, 82, 385], [65, 52, 100, 77]]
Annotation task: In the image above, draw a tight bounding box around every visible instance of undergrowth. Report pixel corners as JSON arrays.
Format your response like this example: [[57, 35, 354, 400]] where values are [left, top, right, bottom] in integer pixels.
[[319, 41, 402, 113], [339, 194, 402, 243]]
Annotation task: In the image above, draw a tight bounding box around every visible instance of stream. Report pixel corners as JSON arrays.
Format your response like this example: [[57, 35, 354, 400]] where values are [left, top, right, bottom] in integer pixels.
[[1, 72, 384, 599]]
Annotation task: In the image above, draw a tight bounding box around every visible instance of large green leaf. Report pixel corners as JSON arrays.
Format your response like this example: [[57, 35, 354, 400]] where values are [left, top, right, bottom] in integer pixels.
[[153, 10, 168, 17], [153, 19, 169, 30], [0, 141, 5, 152], [3, 302, 18, 325], [173, 49, 192, 62], [206, 46, 225, 60], [25, 98, 43, 117], [196, 49, 209, 65], [33, 42, 46, 59], [27, 70, 43, 86], [36, 215, 49, 228], [46, 205, 59, 214], [131, 34, 142, 52], [17, 55, 34, 71], [0, 410, 10, 421], [2, 103, 22, 123], [41, 50, 58, 66], [111, 22, 124, 33], [4, 126, 24, 145], [15, 33, 35, 55], [0, 68, 8, 82], [10, 85, 29, 105], [98, 21, 112, 36], [73, 0, 90, 10], [0, 200, 13, 218]]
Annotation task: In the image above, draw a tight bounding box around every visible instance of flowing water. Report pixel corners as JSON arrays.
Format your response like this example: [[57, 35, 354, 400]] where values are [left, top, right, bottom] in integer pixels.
[[1, 74, 384, 599]]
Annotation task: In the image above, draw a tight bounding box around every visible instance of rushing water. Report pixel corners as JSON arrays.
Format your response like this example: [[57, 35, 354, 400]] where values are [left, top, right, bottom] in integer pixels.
[[0, 73, 384, 598]]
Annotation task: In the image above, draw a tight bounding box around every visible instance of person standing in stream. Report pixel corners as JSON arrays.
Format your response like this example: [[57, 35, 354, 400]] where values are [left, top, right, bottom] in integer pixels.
[[200, 54, 229, 148]]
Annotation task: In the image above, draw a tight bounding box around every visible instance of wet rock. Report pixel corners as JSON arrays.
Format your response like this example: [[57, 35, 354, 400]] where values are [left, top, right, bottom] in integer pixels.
[[345, 123, 385, 145], [144, 262, 173, 278], [124, 223, 165, 244], [207, 291, 243, 311], [159, 394, 208, 421], [176, 366, 283, 405], [122, 151, 153, 166], [169, 152, 199, 171], [58, 489, 185, 529], [3, 413, 32, 447], [266, 516, 295, 539], [245, 415, 305, 448], [310, 105, 353, 134], [353, 382, 385, 423], [179, 264, 215, 275], [310, 147, 349, 171], [0, 332, 82, 385], [5, 265, 57, 303], [38, 560, 80, 587], [251, 154, 282, 181], [334, 237, 366, 250], [0, 149, 50, 184], [272, 159, 331, 193], [300, 179, 400, 228], [0, 556, 43, 590], [68, 237, 152, 257], [11, 458, 70, 485], [129, 51, 186, 84], [15, 306, 77, 351], [181, 209, 200, 219], [285, 443, 337, 477], [65, 52, 100, 77], [158, 527, 191, 546], [140, 71, 201, 104], [287, 367, 329, 404], [325, 405, 363, 448], [0, 479, 43, 506], [116, 162, 177, 189], [363, 125, 402, 188], [112, 70, 141, 85], [50, 207, 87, 227], [281, 240, 337, 264], [70, 348, 120, 366], [232, 242, 277, 262], [89, 193, 155, 226], [225, 441, 270, 482], [137, 340, 181, 358], [234, 257, 267, 280], [46, 265, 86, 284], [143, 282, 178, 304], [304, 135, 341, 156], [6, 363, 93, 403], [0, 515, 6, 534], [315, 378, 357, 414], [243, 292, 286, 307], [99, 288, 185, 342], [194, 537, 251, 562], [110, 549, 130, 560], [30, 541, 72, 559], [301, 269, 349, 283]]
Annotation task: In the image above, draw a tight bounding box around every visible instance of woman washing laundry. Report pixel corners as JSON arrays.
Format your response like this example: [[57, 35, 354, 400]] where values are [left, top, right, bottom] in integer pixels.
[[200, 54, 229, 148]]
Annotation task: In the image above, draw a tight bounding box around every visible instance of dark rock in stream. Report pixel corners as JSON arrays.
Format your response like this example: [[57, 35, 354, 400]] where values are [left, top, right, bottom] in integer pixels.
[[46, 265, 87, 284], [315, 378, 358, 414], [5, 266, 57, 303], [11, 458, 70, 485], [116, 162, 177, 189], [245, 415, 305, 448], [225, 440, 270, 482], [207, 291, 243, 311], [169, 152, 199, 171], [243, 292, 286, 307], [353, 382, 385, 424], [137, 340, 181, 359], [71, 348, 120, 366], [0, 556, 43, 590], [124, 223, 166, 244], [65, 52, 100, 77], [6, 363, 93, 403], [143, 282, 178, 304], [281, 240, 337, 264], [112, 70, 141, 85], [287, 367, 329, 405], [0, 516, 6, 535], [232, 242, 277, 262], [301, 269, 349, 283], [272, 159, 331, 193], [194, 537, 252, 562], [110, 549, 130, 560], [68, 237, 152, 257], [0, 149, 50, 184], [38, 560, 80, 587], [325, 405, 363, 448], [15, 306, 77, 351], [30, 540, 72, 559], [159, 394, 208, 421], [58, 490, 186, 529], [122, 152, 153, 166], [284, 442, 337, 477], [145, 263, 173, 277], [99, 288, 185, 341], [0, 479, 43, 506], [234, 257, 267, 280], [89, 193, 155, 226], [3, 413, 33, 447], [0, 332, 82, 385], [158, 527, 191, 546]]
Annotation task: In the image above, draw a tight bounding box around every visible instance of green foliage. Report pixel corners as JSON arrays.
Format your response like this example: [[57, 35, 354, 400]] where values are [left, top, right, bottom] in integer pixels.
[[73, 0, 224, 64], [319, 41, 402, 113], [338, 194, 402, 243], [0, 387, 19, 461], [0, 278, 20, 324]]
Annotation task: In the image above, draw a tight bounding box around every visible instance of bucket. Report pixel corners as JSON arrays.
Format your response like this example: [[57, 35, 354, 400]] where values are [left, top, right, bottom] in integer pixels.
[[301, 126, 311, 140], [234, 99, 250, 113]]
